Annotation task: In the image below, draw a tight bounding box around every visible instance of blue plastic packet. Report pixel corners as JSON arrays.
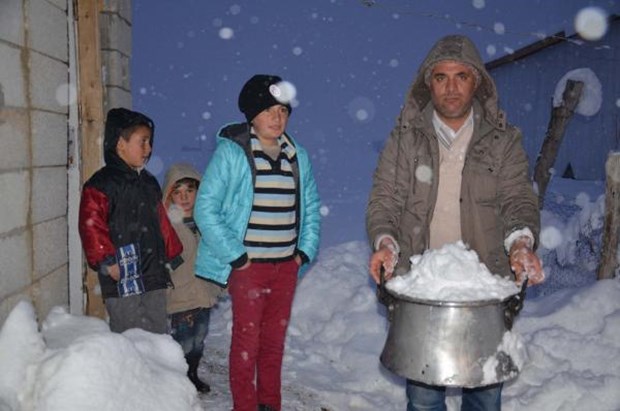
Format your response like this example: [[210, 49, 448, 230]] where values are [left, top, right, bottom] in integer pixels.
[[116, 243, 145, 297]]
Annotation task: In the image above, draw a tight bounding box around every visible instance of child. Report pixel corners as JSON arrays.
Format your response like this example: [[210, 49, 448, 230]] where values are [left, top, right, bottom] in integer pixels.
[[162, 163, 224, 394], [193, 74, 321, 411], [78, 107, 183, 334]]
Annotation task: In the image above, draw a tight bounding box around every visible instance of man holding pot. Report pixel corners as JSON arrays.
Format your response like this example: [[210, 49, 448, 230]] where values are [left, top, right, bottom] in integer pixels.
[[366, 34, 545, 411]]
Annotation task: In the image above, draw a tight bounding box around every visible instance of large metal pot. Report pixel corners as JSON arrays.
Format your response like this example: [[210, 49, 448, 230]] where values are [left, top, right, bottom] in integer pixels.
[[379, 283, 526, 388]]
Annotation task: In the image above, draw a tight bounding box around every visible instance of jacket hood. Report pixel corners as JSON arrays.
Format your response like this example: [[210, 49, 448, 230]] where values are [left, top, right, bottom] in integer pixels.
[[104, 108, 155, 165], [217, 122, 250, 145], [406, 35, 502, 128], [162, 163, 202, 206]]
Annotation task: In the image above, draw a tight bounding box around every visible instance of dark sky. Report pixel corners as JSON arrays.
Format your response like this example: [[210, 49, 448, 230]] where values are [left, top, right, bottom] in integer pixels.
[[131, 1, 617, 246]]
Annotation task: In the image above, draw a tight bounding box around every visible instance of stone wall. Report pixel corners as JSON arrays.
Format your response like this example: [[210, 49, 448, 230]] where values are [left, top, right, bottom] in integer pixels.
[[0, 0, 71, 324], [101, 0, 133, 111]]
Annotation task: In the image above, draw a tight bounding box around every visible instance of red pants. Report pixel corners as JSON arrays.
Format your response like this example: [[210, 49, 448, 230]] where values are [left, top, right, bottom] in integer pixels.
[[228, 260, 298, 411]]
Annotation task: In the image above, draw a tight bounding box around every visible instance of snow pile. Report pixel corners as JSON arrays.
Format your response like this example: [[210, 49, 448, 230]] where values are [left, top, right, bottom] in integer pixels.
[[286, 241, 405, 409], [503, 278, 620, 410], [0, 301, 202, 411], [0, 301, 45, 411], [386, 241, 520, 302]]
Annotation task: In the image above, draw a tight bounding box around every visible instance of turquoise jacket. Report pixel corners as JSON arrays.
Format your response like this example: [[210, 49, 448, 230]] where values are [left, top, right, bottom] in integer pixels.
[[194, 123, 321, 286]]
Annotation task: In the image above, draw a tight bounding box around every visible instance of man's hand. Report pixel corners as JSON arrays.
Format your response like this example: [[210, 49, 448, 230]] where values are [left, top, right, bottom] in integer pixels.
[[369, 238, 398, 284], [509, 236, 545, 286]]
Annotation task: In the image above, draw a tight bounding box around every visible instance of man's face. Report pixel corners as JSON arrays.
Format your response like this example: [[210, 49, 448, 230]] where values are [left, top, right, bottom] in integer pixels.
[[429, 60, 478, 128]]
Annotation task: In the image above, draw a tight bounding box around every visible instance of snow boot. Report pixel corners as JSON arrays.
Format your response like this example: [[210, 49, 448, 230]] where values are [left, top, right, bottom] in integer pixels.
[[186, 353, 211, 394], [258, 405, 277, 411]]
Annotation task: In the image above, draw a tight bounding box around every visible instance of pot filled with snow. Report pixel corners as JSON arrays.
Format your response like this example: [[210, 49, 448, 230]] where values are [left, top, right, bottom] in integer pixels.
[[379, 242, 527, 388]]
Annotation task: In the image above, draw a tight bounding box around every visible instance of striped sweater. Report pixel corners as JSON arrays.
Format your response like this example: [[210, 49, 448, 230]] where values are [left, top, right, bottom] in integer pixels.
[[244, 135, 298, 261]]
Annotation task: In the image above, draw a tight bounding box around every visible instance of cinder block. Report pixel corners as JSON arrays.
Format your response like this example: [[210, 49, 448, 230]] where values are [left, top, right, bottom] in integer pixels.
[[47, 0, 68, 11], [0, 170, 30, 233], [29, 51, 70, 114], [29, 0, 68, 62], [102, 50, 130, 89], [33, 216, 68, 281], [0, 0, 24, 47], [32, 264, 70, 322], [105, 86, 132, 113], [0, 108, 30, 170], [103, 0, 132, 23], [100, 13, 132, 57], [0, 43, 26, 108], [32, 167, 67, 224], [32, 111, 68, 167], [0, 231, 32, 300]]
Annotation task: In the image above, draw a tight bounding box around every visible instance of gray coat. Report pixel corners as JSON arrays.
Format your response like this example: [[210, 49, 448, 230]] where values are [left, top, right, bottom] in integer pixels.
[[366, 35, 539, 278]]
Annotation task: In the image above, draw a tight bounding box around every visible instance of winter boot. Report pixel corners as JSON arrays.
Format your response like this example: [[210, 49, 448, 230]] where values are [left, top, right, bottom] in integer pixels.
[[186, 353, 211, 394], [258, 405, 277, 411]]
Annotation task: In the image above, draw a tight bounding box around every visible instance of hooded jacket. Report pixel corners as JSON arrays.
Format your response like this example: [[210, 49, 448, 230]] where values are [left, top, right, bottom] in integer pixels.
[[366, 35, 539, 278], [162, 163, 224, 314], [193, 123, 321, 286], [79, 108, 183, 299]]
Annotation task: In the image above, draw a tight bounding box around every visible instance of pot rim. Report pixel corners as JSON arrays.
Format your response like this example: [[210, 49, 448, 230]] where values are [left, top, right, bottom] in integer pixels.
[[385, 288, 518, 307]]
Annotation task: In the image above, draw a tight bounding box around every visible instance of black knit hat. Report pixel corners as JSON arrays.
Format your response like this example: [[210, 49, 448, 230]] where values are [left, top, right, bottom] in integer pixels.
[[238, 74, 293, 123]]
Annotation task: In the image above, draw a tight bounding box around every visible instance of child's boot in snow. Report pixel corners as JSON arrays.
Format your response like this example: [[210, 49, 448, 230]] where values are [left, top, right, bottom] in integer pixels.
[[186, 353, 210, 394]]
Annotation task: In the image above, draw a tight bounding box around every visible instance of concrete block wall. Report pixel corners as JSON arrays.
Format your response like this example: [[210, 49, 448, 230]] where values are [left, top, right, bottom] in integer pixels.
[[101, 0, 133, 111], [0, 0, 70, 325]]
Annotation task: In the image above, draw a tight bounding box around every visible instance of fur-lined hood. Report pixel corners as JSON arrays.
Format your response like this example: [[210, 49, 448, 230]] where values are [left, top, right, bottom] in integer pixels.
[[162, 163, 202, 207]]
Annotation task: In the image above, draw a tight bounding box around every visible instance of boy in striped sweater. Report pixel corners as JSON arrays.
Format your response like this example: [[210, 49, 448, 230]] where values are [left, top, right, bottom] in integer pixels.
[[193, 74, 321, 411]]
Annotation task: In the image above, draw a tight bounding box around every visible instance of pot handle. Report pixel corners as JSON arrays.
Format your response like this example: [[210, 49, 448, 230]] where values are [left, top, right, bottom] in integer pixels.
[[504, 277, 528, 330], [376, 268, 396, 321]]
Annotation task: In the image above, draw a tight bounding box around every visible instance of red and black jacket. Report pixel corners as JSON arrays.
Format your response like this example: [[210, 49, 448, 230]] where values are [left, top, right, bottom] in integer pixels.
[[78, 108, 183, 299]]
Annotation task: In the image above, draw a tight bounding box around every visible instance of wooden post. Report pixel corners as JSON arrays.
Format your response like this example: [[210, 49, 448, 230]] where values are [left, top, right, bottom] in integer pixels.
[[533, 79, 584, 208], [597, 153, 620, 280], [75, 0, 107, 318]]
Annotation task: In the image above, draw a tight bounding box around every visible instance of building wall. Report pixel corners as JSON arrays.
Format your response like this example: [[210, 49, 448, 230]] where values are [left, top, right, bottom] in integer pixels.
[[101, 0, 133, 111], [490, 20, 620, 181], [0, 0, 134, 325], [0, 0, 70, 324]]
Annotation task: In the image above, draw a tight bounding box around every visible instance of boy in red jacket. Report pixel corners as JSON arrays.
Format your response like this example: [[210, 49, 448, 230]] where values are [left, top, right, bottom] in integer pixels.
[[79, 107, 183, 333]]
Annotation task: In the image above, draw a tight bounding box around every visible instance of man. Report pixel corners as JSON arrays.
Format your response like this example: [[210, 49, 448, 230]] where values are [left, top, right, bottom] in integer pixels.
[[366, 35, 545, 411]]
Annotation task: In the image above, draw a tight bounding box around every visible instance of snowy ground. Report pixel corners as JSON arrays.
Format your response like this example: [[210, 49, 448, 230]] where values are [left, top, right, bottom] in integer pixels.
[[1, 178, 620, 411]]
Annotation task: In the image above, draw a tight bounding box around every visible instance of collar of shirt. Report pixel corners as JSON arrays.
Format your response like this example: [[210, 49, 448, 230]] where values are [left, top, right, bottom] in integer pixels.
[[432, 108, 474, 149], [249, 127, 297, 162]]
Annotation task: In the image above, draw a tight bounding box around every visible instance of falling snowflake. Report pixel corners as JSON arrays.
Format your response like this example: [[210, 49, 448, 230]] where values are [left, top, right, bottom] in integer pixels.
[[219, 27, 234, 40], [472, 0, 485, 10], [574, 7, 608, 41]]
